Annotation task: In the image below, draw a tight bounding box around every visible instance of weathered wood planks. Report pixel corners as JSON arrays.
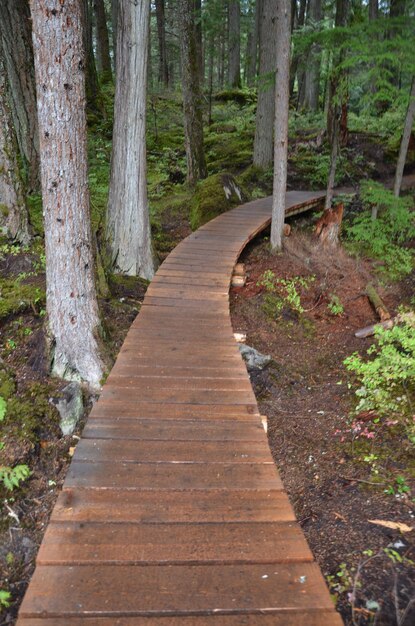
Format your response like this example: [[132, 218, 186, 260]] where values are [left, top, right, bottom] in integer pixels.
[[17, 192, 343, 625]]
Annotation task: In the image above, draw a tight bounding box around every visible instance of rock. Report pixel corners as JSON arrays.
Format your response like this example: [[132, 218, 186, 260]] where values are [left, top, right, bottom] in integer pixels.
[[190, 172, 249, 230], [238, 344, 272, 371], [55, 382, 84, 436]]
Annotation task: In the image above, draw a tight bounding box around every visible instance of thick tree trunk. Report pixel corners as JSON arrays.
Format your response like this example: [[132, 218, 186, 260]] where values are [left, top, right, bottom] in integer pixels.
[[111, 0, 118, 66], [155, 0, 169, 87], [0, 0, 40, 191], [178, 0, 207, 186], [30, 0, 105, 387], [394, 77, 415, 197], [290, 0, 307, 98], [94, 0, 112, 82], [246, 0, 261, 87], [0, 58, 30, 244], [271, 0, 292, 251], [107, 0, 154, 279], [253, 0, 278, 169], [228, 1, 241, 88], [369, 0, 378, 20], [303, 0, 322, 111]]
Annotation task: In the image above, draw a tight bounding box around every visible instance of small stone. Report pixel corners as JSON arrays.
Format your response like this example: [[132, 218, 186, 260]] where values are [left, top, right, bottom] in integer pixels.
[[238, 344, 272, 371], [54, 382, 84, 436]]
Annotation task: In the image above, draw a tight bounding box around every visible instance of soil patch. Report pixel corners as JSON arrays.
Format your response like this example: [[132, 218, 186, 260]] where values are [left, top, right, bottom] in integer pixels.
[[231, 230, 415, 626]]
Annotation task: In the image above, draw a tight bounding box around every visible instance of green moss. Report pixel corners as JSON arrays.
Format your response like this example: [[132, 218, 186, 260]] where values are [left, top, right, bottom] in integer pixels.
[[214, 89, 257, 105], [0, 279, 45, 320], [27, 194, 43, 236], [190, 173, 250, 230], [4, 383, 60, 443], [0, 368, 16, 400], [0, 204, 9, 218]]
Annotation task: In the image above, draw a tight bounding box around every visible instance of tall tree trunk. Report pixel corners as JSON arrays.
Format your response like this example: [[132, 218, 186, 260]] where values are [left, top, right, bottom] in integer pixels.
[[30, 0, 105, 388], [0, 0, 40, 191], [107, 0, 154, 279], [0, 58, 30, 244], [111, 0, 118, 67], [394, 77, 415, 197], [303, 0, 322, 111], [325, 0, 349, 209], [246, 0, 261, 87], [81, 0, 101, 111], [194, 0, 204, 85], [253, 0, 278, 169], [271, 0, 292, 250], [228, 0, 241, 88], [369, 0, 378, 20], [178, 0, 207, 186], [290, 0, 307, 98], [155, 0, 169, 87], [94, 0, 112, 82]]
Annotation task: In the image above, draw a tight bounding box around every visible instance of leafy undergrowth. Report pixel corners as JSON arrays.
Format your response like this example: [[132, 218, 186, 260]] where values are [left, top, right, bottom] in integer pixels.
[[231, 224, 415, 626]]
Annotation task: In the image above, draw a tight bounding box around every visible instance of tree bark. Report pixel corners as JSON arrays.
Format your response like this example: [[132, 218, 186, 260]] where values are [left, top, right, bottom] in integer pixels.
[[194, 0, 204, 85], [303, 0, 322, 111], [30, 0, 105, 387], [271, 0, 292, 250], [111, 0, 118, 66], [94, 0, 112, 82], [0, 0, 40, 191], [253, 0, 278, 169], [394, 77, 415, 197], [369, 0, 378, 20], [290, 0, 307, 99], [246, 0, 261, 87], [0, 58, 30, 244], [81, 0, 101, 111], [178, 0, 207, 186], [228, 0, 241, 88], [155, 0, 169, 87], [107, 0, 155, 279]]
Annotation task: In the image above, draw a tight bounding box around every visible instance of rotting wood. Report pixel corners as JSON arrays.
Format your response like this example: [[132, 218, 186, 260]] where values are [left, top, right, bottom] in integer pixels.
[[366, 283, 391, 322]]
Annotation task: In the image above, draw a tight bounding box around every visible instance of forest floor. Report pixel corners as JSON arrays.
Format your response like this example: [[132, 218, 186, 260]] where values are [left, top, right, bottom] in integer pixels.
[[1, 93, 415, 624], [231, 229, 415, 626]]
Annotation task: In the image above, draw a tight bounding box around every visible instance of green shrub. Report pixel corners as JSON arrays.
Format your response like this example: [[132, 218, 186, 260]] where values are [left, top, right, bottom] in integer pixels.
[[345, 180, 415, 280], [344, 318, 415, 443], [0, 464, 31, 491], [257, 270, 315, 318]]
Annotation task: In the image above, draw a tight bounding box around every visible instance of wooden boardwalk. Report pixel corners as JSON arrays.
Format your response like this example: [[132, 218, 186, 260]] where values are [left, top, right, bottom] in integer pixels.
[[18, 192, 343, 625]]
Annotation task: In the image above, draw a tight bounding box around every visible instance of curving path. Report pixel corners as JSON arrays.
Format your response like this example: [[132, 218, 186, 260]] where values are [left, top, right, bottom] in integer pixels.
[[17, 192, 343, 625]]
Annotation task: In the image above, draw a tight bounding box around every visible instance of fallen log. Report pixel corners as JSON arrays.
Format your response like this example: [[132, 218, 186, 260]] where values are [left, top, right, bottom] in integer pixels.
[[366, 283, 391, 322], [355, 312, 415, 338]]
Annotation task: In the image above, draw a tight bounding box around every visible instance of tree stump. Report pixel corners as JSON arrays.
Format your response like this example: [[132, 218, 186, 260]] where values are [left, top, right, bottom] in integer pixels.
[[315, 203, 344, 246]]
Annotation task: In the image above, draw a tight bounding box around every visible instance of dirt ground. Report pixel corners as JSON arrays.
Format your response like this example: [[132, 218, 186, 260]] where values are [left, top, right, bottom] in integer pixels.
[[231, 229, 415, 626]]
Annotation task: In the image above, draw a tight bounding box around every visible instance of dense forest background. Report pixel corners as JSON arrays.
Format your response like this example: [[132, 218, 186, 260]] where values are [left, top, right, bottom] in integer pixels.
[[0, 0, 415, 624]]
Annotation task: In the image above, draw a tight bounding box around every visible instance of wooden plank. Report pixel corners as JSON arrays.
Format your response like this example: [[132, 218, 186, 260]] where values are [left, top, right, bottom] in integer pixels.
[[107, 365, 247, 379], [18, 562, 335, 618], [98, 388, 256, 406], [64, 461, 282, 490], [72, 439, 274, 464], [37, 521, 313, 565], [82, 418, 266, 441], [18, 612, 344, 625], [52, 488, 294, 523], [89, 402, 259, 420], [105, 376, 253, 391]]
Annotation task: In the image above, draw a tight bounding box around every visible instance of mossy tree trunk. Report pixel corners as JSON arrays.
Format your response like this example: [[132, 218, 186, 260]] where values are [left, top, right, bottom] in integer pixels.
[[271, 0, 291, 251], [0, 0, 40, 192], [253, 0, 278, 169], [107, 0, 155, 279], [228, 0, 241, 88], [178, 0, 207, 186], [94, 0, 113, 83], [30, 0, 106, 388], [0, 57, 31, 244]]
